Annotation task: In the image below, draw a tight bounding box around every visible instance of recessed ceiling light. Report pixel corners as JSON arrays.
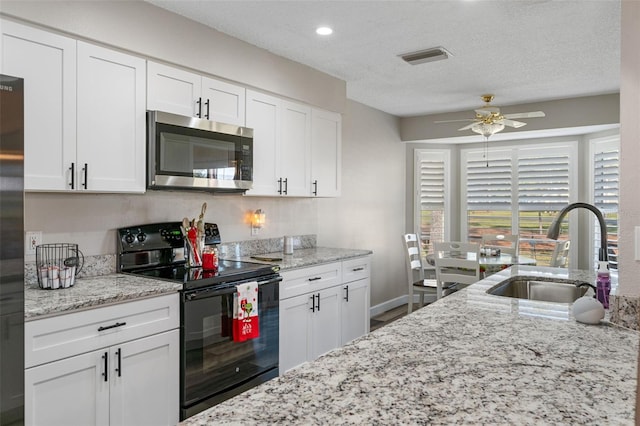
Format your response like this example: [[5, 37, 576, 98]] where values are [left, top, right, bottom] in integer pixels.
[[316, 26, 333, 36]]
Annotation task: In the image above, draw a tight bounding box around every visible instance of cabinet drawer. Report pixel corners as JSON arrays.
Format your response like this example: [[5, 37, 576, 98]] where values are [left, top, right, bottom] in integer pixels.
[[25, 293, 179, 368], [280, 262, 342, 300], [342, 256, 371, 283]]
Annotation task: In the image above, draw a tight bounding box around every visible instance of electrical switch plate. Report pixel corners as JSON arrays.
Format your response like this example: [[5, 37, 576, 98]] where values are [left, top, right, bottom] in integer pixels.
[[26, 231, 42, 256], [635, 226, 640, 261]]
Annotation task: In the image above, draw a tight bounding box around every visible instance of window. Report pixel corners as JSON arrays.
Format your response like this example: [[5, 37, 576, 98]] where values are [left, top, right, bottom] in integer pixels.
[[591, 136, 619, 270], [462, 142, 577, 265], [414, 149, 450, 253]]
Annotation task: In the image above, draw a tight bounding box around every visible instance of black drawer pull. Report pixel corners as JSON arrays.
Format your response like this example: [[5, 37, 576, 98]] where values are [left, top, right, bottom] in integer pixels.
[[98, 321, 126, 332], [310, 294, 316, 312], [352, 267, 365, 272], [69, 163, 75, 189], [344, 285, 349, 302], [115, 348, 122, 377], [308, 277, 322, 282], [102, 352, 108, 382]]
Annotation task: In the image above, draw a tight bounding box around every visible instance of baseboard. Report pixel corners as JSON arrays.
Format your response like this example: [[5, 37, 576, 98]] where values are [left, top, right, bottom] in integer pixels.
[[369, 293, 437, 318]]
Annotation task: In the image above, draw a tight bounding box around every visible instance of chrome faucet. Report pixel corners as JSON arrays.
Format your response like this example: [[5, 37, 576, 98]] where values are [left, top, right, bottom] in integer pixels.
[[546, 202, 608, 262]]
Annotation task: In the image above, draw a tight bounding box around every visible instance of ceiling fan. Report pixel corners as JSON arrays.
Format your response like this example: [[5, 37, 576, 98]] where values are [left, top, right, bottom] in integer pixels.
[[436, 94, 546, 138]]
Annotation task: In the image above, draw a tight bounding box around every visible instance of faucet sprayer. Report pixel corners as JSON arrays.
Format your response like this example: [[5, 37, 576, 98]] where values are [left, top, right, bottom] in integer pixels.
[[546, 202, 609, 263]]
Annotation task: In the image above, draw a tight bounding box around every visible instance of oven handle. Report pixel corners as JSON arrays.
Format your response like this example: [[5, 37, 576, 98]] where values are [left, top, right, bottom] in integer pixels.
[[184, 274, 282, 301]]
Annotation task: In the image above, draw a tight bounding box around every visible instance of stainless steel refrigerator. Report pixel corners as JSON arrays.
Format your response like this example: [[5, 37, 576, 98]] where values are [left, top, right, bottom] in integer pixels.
[[0, 74, 24, 425]]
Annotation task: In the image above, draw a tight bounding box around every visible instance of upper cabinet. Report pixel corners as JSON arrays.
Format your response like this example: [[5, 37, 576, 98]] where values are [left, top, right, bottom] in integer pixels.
[[147, 61, 246, 126], [245, 90, 311, 197], [1, 20, 146, 193], [311, 109, 342, 197]]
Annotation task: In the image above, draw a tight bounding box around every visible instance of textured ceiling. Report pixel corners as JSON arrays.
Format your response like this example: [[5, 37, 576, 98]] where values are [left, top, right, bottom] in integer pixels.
[[146, 0, 620, 118]]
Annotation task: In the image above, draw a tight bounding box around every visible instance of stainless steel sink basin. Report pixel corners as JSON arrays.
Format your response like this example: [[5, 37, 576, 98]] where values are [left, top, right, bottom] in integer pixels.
[[486, 278, 590, 304]]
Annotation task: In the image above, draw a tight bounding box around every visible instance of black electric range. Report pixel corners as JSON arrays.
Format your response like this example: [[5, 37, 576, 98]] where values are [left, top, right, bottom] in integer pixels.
[[116, 221, 280, 290]]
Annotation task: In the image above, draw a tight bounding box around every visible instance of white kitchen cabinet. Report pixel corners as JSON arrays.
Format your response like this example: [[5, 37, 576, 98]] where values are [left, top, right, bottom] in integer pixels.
[[25, 294, 180, 426], [0, 20, 146, 193], [311, 108, 342, 197], [279, 257, 370, 373], [147, 61, 246, 125], [77, 42, 146, 192], [245, 90, 311, 197], [1, 19, 77, 191]]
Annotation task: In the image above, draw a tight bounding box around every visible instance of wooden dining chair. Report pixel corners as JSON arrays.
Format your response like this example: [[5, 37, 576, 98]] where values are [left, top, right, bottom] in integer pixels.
[[433, 241, 481, 296], [481, 233, 519, 256], [402, 234, 455, 314], [549, 240, 571, 267]]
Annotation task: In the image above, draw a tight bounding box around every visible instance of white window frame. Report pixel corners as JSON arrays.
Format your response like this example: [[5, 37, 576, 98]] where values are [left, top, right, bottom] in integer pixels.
[[413, 149, 451, 248]]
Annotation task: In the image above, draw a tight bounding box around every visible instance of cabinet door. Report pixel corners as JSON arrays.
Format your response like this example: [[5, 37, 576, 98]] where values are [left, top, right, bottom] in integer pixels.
[[147, 61, 201, 117], [280, 100, 311, 196], [311, 108, 342, 197], [245, 90, 281, 196], [201, 77, 246, 126], [310, 286, 341, 359], [1, 19, 77, 191], [341, 278, 370, 345], [77, 42, 146, 192], [25, 350, 110, 426], [279, 293, 314, 374], [110, 330, 179, 426]]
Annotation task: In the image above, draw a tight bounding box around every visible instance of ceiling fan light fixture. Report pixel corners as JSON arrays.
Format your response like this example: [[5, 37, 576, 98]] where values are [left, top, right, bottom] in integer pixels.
[[471, 122, 505, 138], [399, 46, 452, 65]]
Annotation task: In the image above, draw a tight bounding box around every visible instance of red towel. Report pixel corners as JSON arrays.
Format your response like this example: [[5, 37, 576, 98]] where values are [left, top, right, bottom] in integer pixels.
[[232, 281, 259, 342]]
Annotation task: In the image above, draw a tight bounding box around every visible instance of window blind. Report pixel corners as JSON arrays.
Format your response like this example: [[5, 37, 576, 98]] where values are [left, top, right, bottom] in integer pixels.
[[518, 153, 570, 211], [466, 153, 512, 210], [418, 156, 445, 210]]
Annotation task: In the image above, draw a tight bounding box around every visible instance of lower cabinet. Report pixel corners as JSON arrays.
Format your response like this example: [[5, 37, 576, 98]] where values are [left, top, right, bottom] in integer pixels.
[[279, 256, 371, 373], [24, 294, 180, 426]]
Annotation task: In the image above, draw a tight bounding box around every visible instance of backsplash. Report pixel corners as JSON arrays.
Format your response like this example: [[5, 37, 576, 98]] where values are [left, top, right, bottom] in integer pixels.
[[24, 235, 316, 286]]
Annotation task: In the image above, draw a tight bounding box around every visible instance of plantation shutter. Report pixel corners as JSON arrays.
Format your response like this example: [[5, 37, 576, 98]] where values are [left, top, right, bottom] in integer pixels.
[[418, 154, 445, 211], [593, 140, 619, 269], [466, 151, 512, 211], [518, 150, 570, 211]]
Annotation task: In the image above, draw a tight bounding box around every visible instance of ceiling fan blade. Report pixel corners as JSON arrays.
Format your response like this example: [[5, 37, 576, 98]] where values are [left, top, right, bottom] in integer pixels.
[[499, 119, 527, 128], [434, 118, 476, 124], [458, 122, 478, 131], [502, 111, 546, 119]]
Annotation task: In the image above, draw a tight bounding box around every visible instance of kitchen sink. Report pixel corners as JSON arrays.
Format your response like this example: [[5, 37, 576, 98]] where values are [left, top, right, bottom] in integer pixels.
[[486, 278, 590, 304]]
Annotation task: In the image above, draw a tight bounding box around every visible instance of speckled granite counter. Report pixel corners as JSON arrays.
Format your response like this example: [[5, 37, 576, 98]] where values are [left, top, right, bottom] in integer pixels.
[[181, 265, 639, 425], [225, 247, 373, 271], [24, 274, 182, 320]]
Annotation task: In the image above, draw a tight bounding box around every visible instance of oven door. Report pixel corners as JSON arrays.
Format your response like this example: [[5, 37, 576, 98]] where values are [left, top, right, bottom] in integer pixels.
[[180, 275, 280, 419], [147, 110, 253, 192]]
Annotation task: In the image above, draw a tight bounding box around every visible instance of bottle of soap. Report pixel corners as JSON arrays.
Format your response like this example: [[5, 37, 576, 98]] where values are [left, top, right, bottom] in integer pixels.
[[596, 261, 611, 309]]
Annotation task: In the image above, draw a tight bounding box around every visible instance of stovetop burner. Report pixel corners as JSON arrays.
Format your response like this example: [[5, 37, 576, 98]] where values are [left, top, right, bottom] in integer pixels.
[[117, 222, 279, 291]]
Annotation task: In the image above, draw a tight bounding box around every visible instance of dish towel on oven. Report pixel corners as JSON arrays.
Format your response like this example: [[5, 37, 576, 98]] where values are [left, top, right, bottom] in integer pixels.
[[233, 281, 259, 342]]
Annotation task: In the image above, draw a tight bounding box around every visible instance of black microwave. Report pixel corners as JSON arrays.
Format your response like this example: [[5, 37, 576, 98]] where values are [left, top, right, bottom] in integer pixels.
[[147, 110, 253, 193]]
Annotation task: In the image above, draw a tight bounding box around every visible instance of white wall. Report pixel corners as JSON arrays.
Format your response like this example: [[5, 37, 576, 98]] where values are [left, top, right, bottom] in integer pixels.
[[317, 101, 404, 307], [619, 0, 640, 298]]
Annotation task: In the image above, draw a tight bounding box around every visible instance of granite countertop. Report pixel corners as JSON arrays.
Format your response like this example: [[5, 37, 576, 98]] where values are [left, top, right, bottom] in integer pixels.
[[24, 274, 182, 320], [181, 265, 639, 425], [227, 247, 373, 271]]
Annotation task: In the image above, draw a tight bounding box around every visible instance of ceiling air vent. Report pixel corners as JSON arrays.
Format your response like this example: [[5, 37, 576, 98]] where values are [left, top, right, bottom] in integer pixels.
[[399, 46, 452, 65]]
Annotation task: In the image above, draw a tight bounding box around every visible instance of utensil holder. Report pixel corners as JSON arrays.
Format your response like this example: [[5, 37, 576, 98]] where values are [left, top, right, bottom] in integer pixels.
[[35, 243, 84, 289], [185, 235, 204, 268]]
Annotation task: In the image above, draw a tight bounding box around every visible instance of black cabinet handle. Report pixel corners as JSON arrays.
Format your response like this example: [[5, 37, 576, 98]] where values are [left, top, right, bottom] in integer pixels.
[[69, 163, 75, 189], [316, 293, 320, 311], [82, 163, 88, 189], [98, 321, 126, 332], [308, 277, 321, 282], [102, 352, 108, 382], [277, 178, 283, 195], [196, 97, 202, 118], [310, 294, 316, 312], [312, 180, 318, 196], [344, 285, 349, 302], [115, 348, 122, 377], [352, 267, 365, 272], [283, 178, 288, 195], [205, 99, 210, 119]]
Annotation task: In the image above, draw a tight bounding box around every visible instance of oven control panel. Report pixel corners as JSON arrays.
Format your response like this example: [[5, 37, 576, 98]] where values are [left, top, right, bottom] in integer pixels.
[[117, 222, 221, 253]]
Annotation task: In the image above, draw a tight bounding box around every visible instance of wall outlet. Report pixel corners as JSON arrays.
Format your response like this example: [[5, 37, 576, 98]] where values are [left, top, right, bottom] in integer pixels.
[[26, 231, 42, 256]]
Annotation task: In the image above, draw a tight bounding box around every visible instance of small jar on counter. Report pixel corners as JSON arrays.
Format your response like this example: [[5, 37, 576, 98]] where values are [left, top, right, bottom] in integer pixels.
[[202, 246, 219, 271]]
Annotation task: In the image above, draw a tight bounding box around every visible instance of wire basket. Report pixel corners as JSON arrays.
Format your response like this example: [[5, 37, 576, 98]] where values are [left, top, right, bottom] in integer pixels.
[[35, 243, 84, 289]]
